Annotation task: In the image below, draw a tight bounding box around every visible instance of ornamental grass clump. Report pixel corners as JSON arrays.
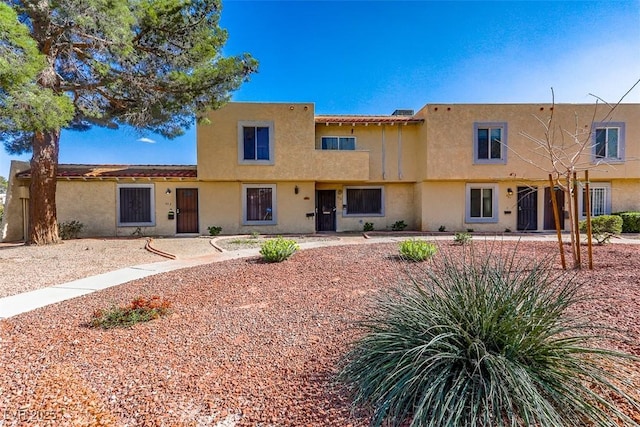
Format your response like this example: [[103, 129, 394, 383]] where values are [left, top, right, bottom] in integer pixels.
[[339, 245, 640, 427], [89, 295, 171, 329], [259, 237, 299, 262], [398, 239, 437, 262]]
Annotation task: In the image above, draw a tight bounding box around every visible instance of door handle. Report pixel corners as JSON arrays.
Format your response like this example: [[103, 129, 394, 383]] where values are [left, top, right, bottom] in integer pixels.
[[176, 208, 180, 214]]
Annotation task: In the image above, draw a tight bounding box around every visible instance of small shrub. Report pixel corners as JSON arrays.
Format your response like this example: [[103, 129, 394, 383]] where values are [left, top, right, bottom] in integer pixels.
[[250, 230, 260, 239], [579, 214, 623, 245], [504, 227, 512, 233], [89, 296, 171, 329], [207, 225, 222, 236], [466, 228, 474, 233], [58, 220, 84, 240], [453, 231, 472, 245], [438, 225, 446, 232], [339, 248, 640, 427], [0, 204, 3, 223], [363, 222, 374, 232], [614, 211, 640, 233], [391, 220, 407, 231], [398, 239, 436, 262], [260, 237, 299, 262]]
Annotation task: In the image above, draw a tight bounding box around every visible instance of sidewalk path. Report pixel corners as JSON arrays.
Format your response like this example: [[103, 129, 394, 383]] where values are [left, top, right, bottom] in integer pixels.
[[1, 233, 638, 319]]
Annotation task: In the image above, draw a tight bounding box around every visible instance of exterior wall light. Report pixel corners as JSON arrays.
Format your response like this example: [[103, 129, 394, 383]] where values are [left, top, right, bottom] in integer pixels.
[[165, 188, 172, 195], [294, 185, 299, 194], [507, 188, 514, 197]]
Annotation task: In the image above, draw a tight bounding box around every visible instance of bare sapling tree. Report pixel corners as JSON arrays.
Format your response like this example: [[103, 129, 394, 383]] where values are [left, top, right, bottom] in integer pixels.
[[510, 81, 640, 269]]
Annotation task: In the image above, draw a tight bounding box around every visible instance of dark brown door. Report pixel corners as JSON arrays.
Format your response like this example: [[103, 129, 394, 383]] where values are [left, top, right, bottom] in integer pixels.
[[544, 187, 565, 230], [517, 186, 538, 231], [316, 190, 336, 232], [176, 188, 199, 233]]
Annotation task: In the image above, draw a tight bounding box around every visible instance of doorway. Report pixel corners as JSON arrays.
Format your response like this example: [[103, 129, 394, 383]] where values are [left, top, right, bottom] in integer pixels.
[[544, 187, 565, 230], [517, 186, 538, 231], [316, 190, 336, 232], [176, 188, 199, 233]]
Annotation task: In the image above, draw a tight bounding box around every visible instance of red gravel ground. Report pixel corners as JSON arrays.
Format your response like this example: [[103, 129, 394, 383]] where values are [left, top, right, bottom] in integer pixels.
[[1, 241, 639, 426]]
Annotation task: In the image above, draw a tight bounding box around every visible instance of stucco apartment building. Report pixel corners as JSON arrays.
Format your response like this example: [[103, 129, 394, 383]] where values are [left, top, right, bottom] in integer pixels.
[[2, 102, 638, 241]]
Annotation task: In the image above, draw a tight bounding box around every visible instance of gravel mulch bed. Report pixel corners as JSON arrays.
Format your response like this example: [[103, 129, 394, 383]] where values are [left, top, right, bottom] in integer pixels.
[[0, 239, 162, 298], [214, 235, 339, 251], [0, 241, 639, 426]]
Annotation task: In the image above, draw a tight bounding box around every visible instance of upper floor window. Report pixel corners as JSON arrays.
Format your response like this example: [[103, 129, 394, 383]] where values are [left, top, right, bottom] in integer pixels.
[[344, 186, 384, 216], [117, 184, 155, 226], [465, 183, 498, 223], [238, 121, 274, 164], [593, 122, 625, 162], [321, 136, 356, 150], [473, 122, 507, 164]]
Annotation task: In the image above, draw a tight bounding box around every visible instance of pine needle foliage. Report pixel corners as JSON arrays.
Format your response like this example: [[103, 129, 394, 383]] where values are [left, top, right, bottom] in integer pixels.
[[339, 244, 640, 427]]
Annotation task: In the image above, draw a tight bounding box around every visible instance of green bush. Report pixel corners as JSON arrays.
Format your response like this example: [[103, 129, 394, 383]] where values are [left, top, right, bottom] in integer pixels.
[[614, 211, 640, 233], [259, 237, 299, 263], [391, 220, 407, 231], [453, 231, 471, 245], [339, 248, 640, 427], [207, 225, 222, 236], [0, 204, 3, 223], [398, 239, 437, 262], [363, 222, 374, 232], [579, 214, 623, 244], [58, 220, 84, 240]]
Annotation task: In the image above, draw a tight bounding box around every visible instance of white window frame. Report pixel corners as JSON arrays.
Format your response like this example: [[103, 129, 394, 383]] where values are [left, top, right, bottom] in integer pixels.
[[465, 183, 498, 223], [238, 120, 275, 165], [242, 184, 277, 225], [117, 184, 155, 226], [592, 122, 625, 163], [473, 122, 508, 164], [579, 182, 611, 219], [343, 186, 385, 217], [320, 136, 356, 150]]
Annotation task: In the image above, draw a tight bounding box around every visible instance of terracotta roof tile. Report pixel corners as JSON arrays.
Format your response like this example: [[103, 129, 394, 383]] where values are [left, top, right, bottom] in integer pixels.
[[17, 164, 197, 179], [315, 115, 424, 125]]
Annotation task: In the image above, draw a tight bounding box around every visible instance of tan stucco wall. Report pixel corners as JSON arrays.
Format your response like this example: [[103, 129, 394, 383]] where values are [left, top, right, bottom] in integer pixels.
[[55, 180, 198, 237], [198, 181, 316, 235], [611, 179, 640, 213], [1, 161, 30, 242], [314, 123, 420, 182], [315, 183, 416, 232], [419, 181, 542, 233], [198, 102, 367, 182], [414, 103, 640, 182]]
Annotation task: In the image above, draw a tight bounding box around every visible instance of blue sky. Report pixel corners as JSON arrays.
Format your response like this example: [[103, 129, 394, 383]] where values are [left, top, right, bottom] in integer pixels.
[[2, 0, 639, 178]]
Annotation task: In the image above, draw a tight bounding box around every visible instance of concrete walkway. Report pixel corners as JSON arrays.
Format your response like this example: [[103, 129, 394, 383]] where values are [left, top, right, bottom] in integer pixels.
[[1, 233, 638, 319]]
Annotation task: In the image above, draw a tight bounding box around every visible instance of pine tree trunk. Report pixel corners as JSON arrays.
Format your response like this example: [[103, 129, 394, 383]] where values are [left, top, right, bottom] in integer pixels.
[[28, 130, 60, 245]]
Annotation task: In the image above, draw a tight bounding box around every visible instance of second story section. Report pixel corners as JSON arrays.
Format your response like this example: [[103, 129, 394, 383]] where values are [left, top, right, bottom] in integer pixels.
[[314, 111, 424, 182], [197, 102, 371, 182], [415, 103, 639, 181]]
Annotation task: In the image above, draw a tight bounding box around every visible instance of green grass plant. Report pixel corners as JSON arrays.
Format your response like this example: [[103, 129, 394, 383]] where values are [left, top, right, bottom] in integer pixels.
[[453, 231, 472, 245], [259, 237, 299, 262], [398, 239, 437, 262], [89, 296, 171, 329], [339, 244, 640, 427]]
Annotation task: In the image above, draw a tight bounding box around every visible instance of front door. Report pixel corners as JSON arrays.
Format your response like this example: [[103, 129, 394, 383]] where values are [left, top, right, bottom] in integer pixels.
[[176, 188, 199, 233], [544, 187, 565, 230], [316, 190, 336, 232], [517, 186, 538, 231]]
